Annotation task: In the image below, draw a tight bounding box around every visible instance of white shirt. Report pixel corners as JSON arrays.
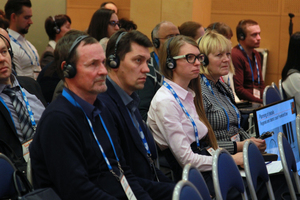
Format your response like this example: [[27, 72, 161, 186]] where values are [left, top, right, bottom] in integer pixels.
[[147, 79, 213, 171], [8, 28, 41, 79]]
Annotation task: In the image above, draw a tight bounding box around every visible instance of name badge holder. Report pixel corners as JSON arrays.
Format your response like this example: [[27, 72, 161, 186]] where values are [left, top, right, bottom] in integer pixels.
[[62, 89, 137, 200]]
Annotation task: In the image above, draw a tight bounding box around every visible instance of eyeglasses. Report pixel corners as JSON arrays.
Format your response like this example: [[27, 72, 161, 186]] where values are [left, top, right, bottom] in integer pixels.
[[108, 21, 120, 27], [173, 53, 204, 64]]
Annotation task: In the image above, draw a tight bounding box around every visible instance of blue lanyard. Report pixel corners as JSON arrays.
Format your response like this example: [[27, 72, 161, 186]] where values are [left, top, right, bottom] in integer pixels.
[[163, 81, 201, 148], [9, 34, 40, 66], [153, 52, 159, 67], [0, 84, 37, 130], [62, 89, 121, 172], [238, 44, 260, 85], [127, 109, 151, 155], [201, 74, 240, 130]]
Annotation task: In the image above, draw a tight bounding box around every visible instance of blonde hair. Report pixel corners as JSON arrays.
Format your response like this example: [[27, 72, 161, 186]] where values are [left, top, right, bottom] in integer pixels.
[[159, 35, 218, 149], [198, 31, 235, 74]]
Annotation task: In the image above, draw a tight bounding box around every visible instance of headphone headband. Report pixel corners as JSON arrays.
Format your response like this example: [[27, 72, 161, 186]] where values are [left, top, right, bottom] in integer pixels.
[[166, 37, 176, 69], [107, 31, 127, 69], [52, 16, 60, 34]]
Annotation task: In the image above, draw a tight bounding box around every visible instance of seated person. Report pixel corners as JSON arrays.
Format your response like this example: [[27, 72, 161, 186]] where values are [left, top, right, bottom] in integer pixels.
[[147, 35, 244, 198], [206, 22, 240, 102], [178, 21, 205, 41], [30, 30, 152, 200], [231, 19, 265, 103], [198, 31, 265, 154], [282, 32, 300, 112], [40, 15, 71, 69], [0, 32, 46, 174], [119, 18, 137, 31]]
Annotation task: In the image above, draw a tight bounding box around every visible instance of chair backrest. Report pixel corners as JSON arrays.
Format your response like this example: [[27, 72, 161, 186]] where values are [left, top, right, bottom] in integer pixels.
[[271, 82, 280, 95], [212, 148, 248, 200], [172, 180, 203, 200], [182, 163, 211, 200], [243, 140, 275, 200], [278, 79, 287, 100], [0, 153, 17, 199], [263, 85, 282, 106], [278, 132, 300, 200]]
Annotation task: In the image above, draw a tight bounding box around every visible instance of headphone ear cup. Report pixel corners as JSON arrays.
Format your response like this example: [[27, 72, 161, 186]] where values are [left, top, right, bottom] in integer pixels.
[[54, 26, 61, 34], [202, 54, 209, 66], [239, 33, 245, 40], [153, 38, 160, 49], [107, 54, 120, 69], [166, 57, 176, 69], [63, 63, 76, 78]]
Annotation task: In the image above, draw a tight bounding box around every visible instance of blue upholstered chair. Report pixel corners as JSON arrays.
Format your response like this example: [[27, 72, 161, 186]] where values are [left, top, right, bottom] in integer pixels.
[[212, 148, 248, 200], [182, 163, 211, 200], [0, 153, 18, 199], [263, 85, 282, 106], [243, 140, 275, 200], [172, 180, 203, 200]]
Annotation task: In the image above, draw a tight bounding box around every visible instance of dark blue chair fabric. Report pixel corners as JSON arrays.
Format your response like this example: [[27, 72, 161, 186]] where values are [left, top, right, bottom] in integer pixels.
[[0, 153, 17, 199], [263, 85, 282, 106], [173, 180, 203, 200]]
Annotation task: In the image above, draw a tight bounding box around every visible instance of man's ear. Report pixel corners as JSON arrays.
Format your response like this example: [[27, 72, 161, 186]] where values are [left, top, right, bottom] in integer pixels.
[[61, 61, 66, 71], [10, 13, 16, 22]]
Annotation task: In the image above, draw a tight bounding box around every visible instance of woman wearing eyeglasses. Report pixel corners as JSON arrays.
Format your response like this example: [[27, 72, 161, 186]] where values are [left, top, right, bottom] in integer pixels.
[[199, 31, 266, 155], [87, 8, 119, 51], [147, 35, 244, 197]]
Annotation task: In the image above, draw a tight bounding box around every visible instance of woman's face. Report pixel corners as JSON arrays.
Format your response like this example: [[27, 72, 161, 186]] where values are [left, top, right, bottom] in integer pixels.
[[173, 43, 201, 83], [56, 21, 71, 41], [207, 48, 231, 80], [107, 13, 119, 38]]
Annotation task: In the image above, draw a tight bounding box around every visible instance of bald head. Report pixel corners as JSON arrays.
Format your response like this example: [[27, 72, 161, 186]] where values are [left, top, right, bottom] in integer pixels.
[[104, 3, 118, 14], [0, 28, 9, 42]]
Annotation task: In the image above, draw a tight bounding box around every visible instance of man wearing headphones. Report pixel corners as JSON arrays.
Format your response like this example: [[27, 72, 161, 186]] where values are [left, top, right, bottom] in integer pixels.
[[5, 0, 40, 79], [98, 30, 175, 200], [30, 30, 152, 200], [137, 21, 179, 121], [232, 19, 265, 103], [0, 29, 46, 175]]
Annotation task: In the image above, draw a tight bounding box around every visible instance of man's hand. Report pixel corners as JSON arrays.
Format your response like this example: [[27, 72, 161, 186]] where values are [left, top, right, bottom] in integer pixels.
[[249, 137, 266, 152]]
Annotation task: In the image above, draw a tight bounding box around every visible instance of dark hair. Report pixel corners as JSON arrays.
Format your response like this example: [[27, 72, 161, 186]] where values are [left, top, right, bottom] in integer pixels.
[[236, 19, 258, 42], [0, 17, 9, 29], [87, 8, 115, 41], [106, 29, 152, 68], [100, 1, 116, 8], [178, 21, 202, 40], [5, 0, 32, 21], [119, 18, 137, 31], [54, 30, 98, 80], [0, 9, 5, 18], [45, 15, 71, 40], [281, 32, 300, 81], [207, 22, 233, 39]]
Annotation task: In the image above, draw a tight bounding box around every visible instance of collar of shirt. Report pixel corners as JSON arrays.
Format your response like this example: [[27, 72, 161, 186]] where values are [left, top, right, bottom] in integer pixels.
[[64, 88, 101, 121], [107, 76, 140, 112], [8, 28, 24, 41], [0, 74, 19, 93], [48, 40, 56, 49], [164, 78, 195, 100]]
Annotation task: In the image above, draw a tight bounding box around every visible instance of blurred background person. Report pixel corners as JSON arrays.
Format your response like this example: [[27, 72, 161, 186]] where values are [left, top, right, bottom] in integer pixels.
[[178, 21, 205, 41], [282, 32, 300, 112], [40, 14, 71, 69], [100, 1, 118, 14], [87, 8, 119, 52], [119, 18, 137, 31]]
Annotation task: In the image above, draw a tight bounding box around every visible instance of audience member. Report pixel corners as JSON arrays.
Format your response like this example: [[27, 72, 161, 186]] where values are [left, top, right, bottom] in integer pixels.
[[0, 17, 9, 29], [282, 32, 300, 112], [119, 18, 137, 31], [30, 30, 152, 200], [147, 35, 246, 198], [87, 8, 119, 52], [98, 29, 174, 200], [100, 1, 118, 14], [232, 19, 265, 103], [5, 0, 41, 79], [199, 31, 265, 154], [137, 21, 179, 121], [178, 21, 205, 41], [40, 14, 71, 69], [37, 15, 71, 104], [0, 32, 46, 175], [206, 21, 240, 102]]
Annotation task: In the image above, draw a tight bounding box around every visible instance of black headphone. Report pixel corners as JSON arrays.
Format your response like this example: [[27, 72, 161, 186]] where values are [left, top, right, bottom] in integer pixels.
[[212, 22, 217, 30], [107, 31, 127, 69], [52, 16, 61, 34], [236, 20, 246, 41], [166, 37, 176, 69], [0, 33, 13, 59], [63, 35, 89, 78], [151, 30, 160, 49], [197, 35, 209, 67]]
